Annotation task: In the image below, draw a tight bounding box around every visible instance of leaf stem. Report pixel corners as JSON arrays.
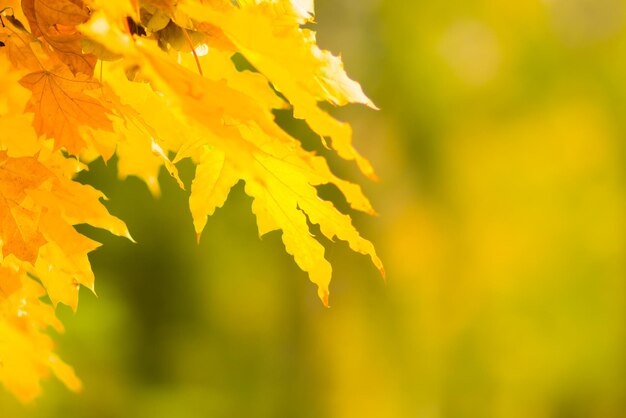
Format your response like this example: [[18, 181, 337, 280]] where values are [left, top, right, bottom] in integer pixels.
[[182, 27, 203, 76]]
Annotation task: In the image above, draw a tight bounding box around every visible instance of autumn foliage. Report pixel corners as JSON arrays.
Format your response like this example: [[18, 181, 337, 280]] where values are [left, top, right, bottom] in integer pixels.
[[0, 0, 381, 401]]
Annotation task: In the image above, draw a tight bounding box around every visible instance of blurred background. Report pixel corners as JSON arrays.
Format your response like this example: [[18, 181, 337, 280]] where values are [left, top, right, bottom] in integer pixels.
[[2, 0, 625, 417]]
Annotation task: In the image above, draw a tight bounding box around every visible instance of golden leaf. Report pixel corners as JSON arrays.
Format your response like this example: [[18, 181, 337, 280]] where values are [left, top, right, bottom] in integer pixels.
[[190, 146, 240, 239], [181, 0, 378, 178], [0, 262, 80, 402]]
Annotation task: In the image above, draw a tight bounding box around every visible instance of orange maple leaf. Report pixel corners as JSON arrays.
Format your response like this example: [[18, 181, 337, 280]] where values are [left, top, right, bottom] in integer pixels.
[[21, 0, 96, 74], [19, 65, 114, 155], [0, 152, 49, 262]]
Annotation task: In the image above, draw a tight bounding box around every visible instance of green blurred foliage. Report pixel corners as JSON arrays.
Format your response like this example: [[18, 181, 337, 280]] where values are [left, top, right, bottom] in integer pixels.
[[1, 0, 625, 417]]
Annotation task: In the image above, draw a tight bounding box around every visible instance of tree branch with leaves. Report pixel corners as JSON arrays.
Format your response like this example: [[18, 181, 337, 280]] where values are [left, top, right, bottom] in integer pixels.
[[0, 0, 381, 401]]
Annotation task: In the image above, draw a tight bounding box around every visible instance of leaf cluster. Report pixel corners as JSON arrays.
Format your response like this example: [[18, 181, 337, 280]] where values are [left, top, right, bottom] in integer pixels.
[[0, 0, 381, 401]]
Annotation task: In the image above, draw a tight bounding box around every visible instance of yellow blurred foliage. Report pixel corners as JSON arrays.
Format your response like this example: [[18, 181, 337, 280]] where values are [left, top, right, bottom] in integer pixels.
[[1, 0, 624, 417]]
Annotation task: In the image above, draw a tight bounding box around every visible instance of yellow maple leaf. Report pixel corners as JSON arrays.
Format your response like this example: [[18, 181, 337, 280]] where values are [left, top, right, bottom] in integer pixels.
[[78, 24, 382, 304], [180, 0, 379, 178], [0, 143, 129, 398], [189, 146, 240, 239], [0, 262, 81, 402], [0, 54, 41, 157]]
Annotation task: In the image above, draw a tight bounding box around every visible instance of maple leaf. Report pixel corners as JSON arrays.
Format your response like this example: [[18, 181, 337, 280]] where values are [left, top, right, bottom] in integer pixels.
[[19, 65, 115, 155], [97, 81, 185, 194], [21, 0, 97, 74], [82, 33, 382, 304], [0, 263, 81, 402], [180, 0, 379, 179], [0, 152, 50, 262], [0, 150, 128, 400], [189, 146, 240, 239], [0, 16, 43, 72]]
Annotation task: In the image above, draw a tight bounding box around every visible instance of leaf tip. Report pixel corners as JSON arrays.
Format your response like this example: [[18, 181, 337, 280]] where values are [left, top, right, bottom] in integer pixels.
[[49, 354, 82, 393], [89, 284, 98, 297], [319, 289, 330, 308], [125, 231, 137, 243], [365, 99, 380, 111], [147, 182, 162, 198], [367, 171, 380, 182]]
